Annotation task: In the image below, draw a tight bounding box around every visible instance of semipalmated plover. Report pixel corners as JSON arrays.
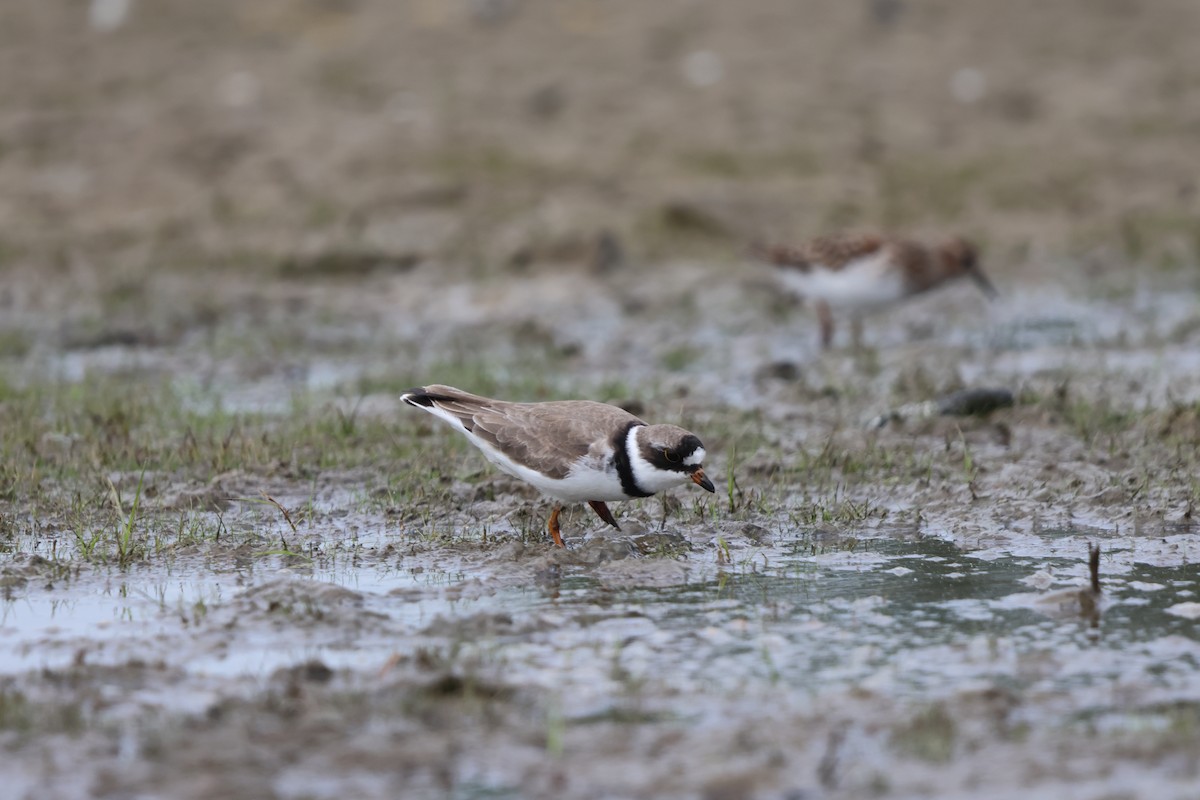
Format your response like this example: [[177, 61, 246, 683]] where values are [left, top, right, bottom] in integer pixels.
[[401, 385, 716, 547], [752, 234, 997, 349]]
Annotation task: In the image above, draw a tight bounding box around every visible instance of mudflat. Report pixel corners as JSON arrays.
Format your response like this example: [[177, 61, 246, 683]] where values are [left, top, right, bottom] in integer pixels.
[[2, 2, 1199, 798]]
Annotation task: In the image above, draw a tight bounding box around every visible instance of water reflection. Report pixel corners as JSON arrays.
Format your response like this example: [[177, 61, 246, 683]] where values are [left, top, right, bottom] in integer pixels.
[[538, 534, 1200, 700], [2, 531, 1198, 715]]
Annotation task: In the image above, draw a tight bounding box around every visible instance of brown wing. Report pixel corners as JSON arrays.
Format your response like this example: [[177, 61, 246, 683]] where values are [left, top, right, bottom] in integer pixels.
[[415, 385, 643, 479], [752, 233, 886, 273], [888, 238, 941, 293], [474, 401, 644, 478]]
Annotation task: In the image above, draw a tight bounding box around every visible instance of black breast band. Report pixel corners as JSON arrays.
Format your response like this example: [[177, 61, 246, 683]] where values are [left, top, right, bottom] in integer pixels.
[[613, 421, 653, 498]]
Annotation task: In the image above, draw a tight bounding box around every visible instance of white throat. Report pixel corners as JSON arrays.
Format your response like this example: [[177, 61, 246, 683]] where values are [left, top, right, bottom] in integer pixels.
[[625, 426, 694, 495]]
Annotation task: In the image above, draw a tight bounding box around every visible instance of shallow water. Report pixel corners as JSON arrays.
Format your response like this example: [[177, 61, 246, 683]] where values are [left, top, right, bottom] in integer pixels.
[[5, 529, 1197, 729]]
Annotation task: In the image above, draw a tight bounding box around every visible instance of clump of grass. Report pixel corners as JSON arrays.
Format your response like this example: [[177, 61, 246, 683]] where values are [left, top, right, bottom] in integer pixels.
[[0, 330, 31, 359], [0, 688, 86, 738], [953, 426, 979, 494], [1117, 209, 1200, 269], [633, 203, 742, 260], [789, 499, 881, 526], [1044, 383, 1139, 446], [0, 373, 472, 565], [238, 491, 307, 558], [106, 469, 146, 567], [676, 147, 819, 179], [715, 536, 732, 565], [725, 443, 741, 514], [891, 704, 958, 763], [545, 697, 565, 758], [660, 345, 701, 372]]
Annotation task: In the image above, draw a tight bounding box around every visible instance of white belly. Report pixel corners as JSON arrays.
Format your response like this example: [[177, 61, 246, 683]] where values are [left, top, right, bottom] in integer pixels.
[[778, 251, 905, 310], [467, 431, 629, 502], [416, 400, 632, 502]]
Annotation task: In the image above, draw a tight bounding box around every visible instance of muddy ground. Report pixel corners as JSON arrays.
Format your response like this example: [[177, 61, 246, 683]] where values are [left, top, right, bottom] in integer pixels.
[[3, 2, 1200, 799]]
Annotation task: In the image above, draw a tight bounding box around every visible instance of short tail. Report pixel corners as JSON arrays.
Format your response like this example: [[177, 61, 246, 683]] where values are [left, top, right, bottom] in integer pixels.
[[400, 386, 436, 408], [401, 384, 478, 409]]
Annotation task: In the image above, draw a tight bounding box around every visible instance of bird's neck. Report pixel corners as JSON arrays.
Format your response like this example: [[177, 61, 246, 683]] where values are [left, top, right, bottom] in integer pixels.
[[612, 422, 653, 498]]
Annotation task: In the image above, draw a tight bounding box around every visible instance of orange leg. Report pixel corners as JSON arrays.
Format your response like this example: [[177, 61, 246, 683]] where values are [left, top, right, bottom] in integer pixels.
[[816, 300, 835, 350], [547, 505, 565, 548]]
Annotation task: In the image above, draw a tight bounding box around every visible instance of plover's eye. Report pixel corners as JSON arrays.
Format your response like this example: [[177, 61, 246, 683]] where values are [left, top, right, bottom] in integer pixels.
[[663, 449, 680, 464]]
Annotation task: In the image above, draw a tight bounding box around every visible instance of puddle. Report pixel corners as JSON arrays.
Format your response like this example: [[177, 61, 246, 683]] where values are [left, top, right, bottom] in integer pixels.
[[516, 535, 1200, 708], [4, 531, 1197, 728], [0, 555, 484, 676]]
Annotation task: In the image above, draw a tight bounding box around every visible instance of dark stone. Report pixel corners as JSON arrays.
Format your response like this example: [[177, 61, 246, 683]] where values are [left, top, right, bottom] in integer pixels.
[[937, 387, 1015, 417]]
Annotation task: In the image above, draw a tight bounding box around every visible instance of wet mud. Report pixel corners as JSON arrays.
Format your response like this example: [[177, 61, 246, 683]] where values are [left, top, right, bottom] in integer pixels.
[[4, 2, 1200, 798], [4, 262, 1200, 798]]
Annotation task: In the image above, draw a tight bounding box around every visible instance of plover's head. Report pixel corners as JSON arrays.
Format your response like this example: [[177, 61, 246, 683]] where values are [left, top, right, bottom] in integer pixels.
[[630, 424, 715, 495], [939, 237, 997, 299]]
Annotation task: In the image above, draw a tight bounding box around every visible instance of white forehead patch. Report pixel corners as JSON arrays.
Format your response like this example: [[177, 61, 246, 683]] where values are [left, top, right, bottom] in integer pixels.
[[684, 447, 705, 467]]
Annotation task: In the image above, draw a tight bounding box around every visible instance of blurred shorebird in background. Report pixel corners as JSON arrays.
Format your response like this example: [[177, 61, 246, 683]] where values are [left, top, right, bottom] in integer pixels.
[[752, 233, 997, 350]]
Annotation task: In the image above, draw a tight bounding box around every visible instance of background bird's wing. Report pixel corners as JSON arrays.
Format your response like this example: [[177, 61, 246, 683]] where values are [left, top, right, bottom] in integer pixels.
[[753, 234, 886, 273]]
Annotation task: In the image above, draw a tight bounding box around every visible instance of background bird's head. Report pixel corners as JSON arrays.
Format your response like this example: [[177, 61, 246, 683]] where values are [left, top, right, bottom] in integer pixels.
[[941, 237, 997, 299]]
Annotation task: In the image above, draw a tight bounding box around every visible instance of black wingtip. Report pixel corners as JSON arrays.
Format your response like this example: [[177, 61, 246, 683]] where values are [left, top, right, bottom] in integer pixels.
[[401, 387, 434, 408]]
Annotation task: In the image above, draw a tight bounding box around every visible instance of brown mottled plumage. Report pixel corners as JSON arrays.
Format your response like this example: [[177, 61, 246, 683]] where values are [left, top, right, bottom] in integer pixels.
[[752, 233, 996, 349]]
